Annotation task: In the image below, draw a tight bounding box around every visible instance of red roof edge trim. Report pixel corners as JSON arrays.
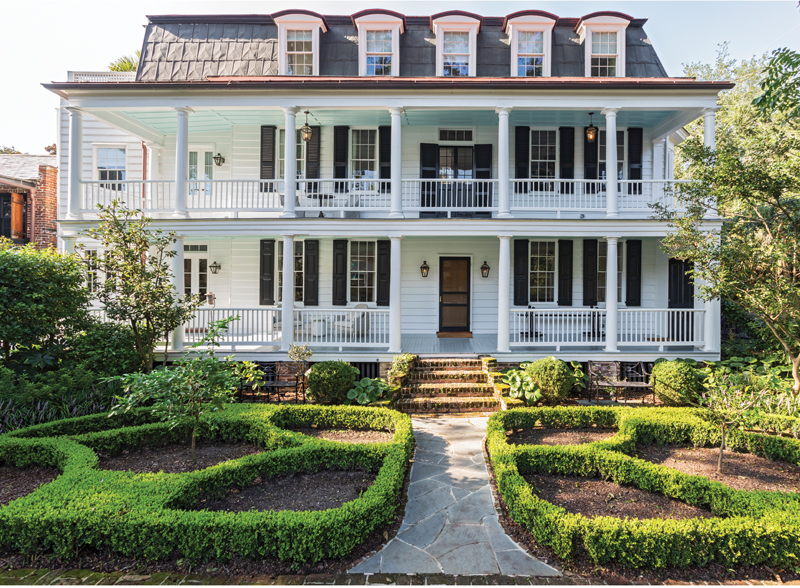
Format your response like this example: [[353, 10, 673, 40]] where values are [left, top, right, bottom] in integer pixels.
[[503, 10, 559, 31]]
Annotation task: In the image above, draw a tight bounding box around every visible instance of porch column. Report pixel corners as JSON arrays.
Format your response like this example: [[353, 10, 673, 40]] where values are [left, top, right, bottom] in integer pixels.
[[497, 235, 512, 353], [604, 236, 619, 353], [173, 107, 192, 219], [602, 108, 620, 218], [496, 107, 512, 219], [61, 235, 76, 254], [171, 236, 185, 351], [145, 142, 161, 209], [389, 108, 404, 218], [703, 107, 718, 150], [389, 235, 402, 352], [282, 108, 299, 219], [280, 235, 295, 351], [66, 107, 83, 220]]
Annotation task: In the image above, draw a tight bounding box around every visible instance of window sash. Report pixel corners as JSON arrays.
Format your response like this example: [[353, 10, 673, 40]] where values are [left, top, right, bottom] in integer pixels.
[[598, 130, 625, 182], [529, 240, 556, 304], [442, 31, 470, 77], [279, 129, 306, 180], [85, 250, 98, 293], [96, 147, 126, 190], [349, 240, 376, 303], [287, 30, 313, 75], [597, 241, 624, 304], [183, 255, 209, 298], [590, 32, 617, 77], [277, 240, 304, 303], [530, 130, 557, 182], [351, 129, 377, 185]]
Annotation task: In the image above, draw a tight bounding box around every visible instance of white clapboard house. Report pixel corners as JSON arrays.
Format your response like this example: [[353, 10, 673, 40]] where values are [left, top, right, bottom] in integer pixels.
[[48, 9, 731, 363]]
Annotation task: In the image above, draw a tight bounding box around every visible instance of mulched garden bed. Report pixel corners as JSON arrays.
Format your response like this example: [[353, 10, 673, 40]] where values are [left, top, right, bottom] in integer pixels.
[[508, 427, 618, 446], [524, 473, 718, 520], [193, 470, 376, 513], [97, 442, 264, 474], [291, 427, 394, 444], [0, 466, 59, 507], [636, 443, 800, 493]]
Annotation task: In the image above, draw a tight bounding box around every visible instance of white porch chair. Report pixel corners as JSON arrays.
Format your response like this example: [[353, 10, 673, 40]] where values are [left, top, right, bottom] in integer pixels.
[[333, 303, 370, 340]]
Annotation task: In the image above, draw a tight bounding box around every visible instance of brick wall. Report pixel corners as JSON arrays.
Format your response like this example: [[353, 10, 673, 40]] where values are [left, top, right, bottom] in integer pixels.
[[30, 165, 58, 248]]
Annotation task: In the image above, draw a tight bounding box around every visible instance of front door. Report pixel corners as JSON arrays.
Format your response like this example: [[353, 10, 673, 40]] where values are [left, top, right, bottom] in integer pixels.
[[668, 258, 694, 341], [439, 257, 471, 332]]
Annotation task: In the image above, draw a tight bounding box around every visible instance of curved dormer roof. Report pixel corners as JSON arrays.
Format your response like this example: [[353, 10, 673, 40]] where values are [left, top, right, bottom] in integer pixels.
[[430, 11, 483, 33], [271, 9, 328, 32], [502, 10, 559, 31], [351, 9, 406, 32], [575, 11, 635, 31]]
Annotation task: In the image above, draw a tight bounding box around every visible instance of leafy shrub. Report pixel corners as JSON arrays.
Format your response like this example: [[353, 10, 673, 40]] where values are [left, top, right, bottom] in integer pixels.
[[387, 353, 415, 388], [346, 377, 391, 405], [306, 361, 360, 404], [524, 357, 574, 405], [64, 322, 142, 376], [501, 368, 541, 405], [652, 359, 704, 405]]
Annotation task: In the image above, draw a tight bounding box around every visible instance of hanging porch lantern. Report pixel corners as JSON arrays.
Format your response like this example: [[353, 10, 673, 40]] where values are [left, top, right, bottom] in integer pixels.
[[585, 112, 597, 143], [300, 110, 313, 143]]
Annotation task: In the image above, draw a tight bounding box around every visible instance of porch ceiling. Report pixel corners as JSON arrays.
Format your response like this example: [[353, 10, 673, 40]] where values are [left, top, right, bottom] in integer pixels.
[[122, 108, 680, 135]]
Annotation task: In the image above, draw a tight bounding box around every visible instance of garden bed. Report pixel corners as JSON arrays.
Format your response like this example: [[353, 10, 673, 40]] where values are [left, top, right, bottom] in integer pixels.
[[291, 427, 393, 444], [0, 466, 59, 507], [509, 427, 617, 446], [98, 442, 264, 474]]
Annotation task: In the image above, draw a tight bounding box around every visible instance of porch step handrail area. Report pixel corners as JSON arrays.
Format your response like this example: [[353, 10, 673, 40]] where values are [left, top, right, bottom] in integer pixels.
[[293, 308, 391, 347], [77, 178, 690, 217]]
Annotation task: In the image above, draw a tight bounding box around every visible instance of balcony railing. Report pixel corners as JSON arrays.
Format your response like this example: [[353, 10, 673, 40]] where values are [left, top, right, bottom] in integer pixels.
[[293, 308, 391, 347], [618, 309, 705, 347], [184, 308, 281, 345], [401, 179, 499, 211]]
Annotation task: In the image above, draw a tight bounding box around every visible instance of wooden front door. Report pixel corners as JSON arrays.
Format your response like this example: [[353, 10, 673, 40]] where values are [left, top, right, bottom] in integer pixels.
[[668, 258, 694, 341], [439, 257, 471, 332]]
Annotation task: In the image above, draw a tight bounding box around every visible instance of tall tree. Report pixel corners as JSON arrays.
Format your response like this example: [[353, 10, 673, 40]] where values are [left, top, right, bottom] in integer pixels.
[[44, 144, 56, 155], [756, 48, 800, 123], [108, 51, 141, 73], [0, 146, 21, 154]]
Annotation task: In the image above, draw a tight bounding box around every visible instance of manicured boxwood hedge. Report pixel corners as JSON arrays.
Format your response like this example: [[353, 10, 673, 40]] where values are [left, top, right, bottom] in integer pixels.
[[0, 403, 413, 564], [488, 406, 800, 569]]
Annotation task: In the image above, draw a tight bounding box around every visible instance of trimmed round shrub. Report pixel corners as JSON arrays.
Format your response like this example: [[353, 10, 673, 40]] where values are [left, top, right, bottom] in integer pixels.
[[652, 359, 703, 406], [306, 360, 360, 404], [524, 356, 574, 405]]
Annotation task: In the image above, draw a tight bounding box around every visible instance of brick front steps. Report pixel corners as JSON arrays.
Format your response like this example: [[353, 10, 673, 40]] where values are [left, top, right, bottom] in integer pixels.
[[395, 395, 499, 413], [396, 358, 500, 414]]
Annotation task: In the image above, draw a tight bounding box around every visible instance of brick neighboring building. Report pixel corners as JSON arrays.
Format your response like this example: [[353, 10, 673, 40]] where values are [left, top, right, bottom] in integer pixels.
[[0, 154, 58, 248]]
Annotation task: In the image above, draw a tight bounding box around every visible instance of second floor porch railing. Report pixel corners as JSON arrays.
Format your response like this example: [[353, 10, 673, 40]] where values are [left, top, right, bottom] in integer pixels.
[[79, 178, 691, 216]]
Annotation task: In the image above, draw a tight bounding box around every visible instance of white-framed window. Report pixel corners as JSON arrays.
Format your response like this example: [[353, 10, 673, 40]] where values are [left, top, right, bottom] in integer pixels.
[[591, 32, 618, 77], [365, 30, 393, 76], [438, 129, 474, 142], [597, 241, 624, 304], [94, 145, 126, 190], [433, 15, 479, 77], [85, 250, 99, 294], [350, 129, 378, 191], [354, 14, 403, 77], [517, 31, 545, 77], [349, 240, 376, 303], [275, 13, 326, 76], [183, 244, 209, 298], [599, 130, 626, 182], [579, 17, 628, 77], [277, 240, 304, 303], [286, 29, 314, 75], [442, 31, 470, 77], [530, 129, 558, 184], [188, 147, 214, 196], [506, 16, 555, 77], [529, 240, 557, 304], [279, 129, 305, 180]]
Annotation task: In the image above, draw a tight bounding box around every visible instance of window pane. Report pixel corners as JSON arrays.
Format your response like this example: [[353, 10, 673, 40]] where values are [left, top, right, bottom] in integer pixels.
[[529, 241, 556, 303], [349, 240, 376, 302], [517, 56, 543, 77], [518, 31, 544, 54], [443, 31, 469, 53], [366, 30, 392, 52]]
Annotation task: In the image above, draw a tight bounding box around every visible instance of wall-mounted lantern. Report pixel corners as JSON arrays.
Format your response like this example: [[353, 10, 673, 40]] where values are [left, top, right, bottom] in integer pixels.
[[480, 261, 490, 278], [209, 261, 222, 274], [420, 260, 430, 278], [212, 153, 226, 166]]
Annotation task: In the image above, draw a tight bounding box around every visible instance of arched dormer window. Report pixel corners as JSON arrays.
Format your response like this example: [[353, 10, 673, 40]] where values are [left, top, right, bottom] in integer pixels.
[[503, 11, 558, 77], [431, 11, 482, 77], [576, 12, 632, 78], [273, 10, 328, 76], [352, 10, 406, 77]]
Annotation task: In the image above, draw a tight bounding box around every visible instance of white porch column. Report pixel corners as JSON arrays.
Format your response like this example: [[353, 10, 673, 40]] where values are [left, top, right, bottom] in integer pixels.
[[604, 236, 619, 353], [497, 235, 512, 353], [703, 107, 718, 150], [602, 108, 620, 218], [145, 142, 161, 209], [66, 107, 83, 220], [171, 236, 185, 351], [61, 235, 76, 254], [282, 108, 299, 219], [389, 108, 404, 218], [496, 107, 512, 219], [173, 107, 192, 219], [389, 235, 402, 352], [280, 235, 295, 351]]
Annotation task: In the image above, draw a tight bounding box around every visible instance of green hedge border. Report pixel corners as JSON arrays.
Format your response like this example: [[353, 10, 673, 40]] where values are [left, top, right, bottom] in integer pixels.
[[487, 406, 800, 569], [0, 404, 413, 564]]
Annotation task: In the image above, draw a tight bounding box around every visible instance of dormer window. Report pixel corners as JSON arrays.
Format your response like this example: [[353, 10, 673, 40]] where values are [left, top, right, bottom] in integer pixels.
[[517, 32, 544, 76], [443, 32, 470, 77], [577, 13, 630, 78], [273, 10, 328, 76], [432, 12, 481, 77], [504, 12, 556, 77], [366, 30, 393, 76], [591, 32, 618, 77], [353, 10, 404, 77], [287, 30, 314, 75]]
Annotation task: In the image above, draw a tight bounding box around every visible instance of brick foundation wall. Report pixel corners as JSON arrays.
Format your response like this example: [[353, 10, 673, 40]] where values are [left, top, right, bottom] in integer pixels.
[[31, 165, 58, 248]]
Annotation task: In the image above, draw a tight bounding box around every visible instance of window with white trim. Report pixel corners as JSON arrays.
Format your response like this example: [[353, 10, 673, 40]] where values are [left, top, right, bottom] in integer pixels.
[[365, 30, 393, 76], [351, 129, 377, 180], [517, 31, 545, 77], [188, 149, 213, 196], [530, 130, 557, 189], [597, 241, 623, 304], [277, 240, 304, 303], [183, 244, 208, 298], [96, 147, 126, 190], [442, 31, 470, 77], [591, 31, 618, 77], [286, 29, 314, 75], [599, 130, 625, 181], [349, 240, 376, 303], [279, 129, 305, 180], [529, 241, 556, 304], [85, 250, 99, 293]]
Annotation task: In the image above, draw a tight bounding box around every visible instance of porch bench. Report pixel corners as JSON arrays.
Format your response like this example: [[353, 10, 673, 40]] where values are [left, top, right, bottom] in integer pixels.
[[588, 360, 654, 404]]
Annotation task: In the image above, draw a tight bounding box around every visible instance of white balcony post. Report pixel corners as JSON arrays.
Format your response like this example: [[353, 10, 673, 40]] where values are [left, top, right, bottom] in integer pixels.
[[389, 235, 402, 352], [171, 236, 185, 351], [496, 107, 512, 218], [497, 235, 512, 353], [389, 108, 404, 218], [282, 108, 299, 219], [602, 108, 620, 218], [173, 107, 192, 219], [280, 235, 295, 350], [703, 107, 718, 151], [604, 236, 619, 353], [66, 107, 83, 220], [145, 142, 161, 209]]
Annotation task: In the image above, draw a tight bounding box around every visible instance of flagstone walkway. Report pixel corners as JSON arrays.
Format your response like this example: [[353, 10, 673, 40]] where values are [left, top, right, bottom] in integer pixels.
[[349, 417, 561, 577]]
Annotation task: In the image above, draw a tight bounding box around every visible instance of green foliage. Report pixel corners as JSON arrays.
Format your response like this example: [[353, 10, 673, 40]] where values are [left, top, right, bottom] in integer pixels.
[[501, 368, 542, 406], [64, 321, 142, 375], [0, 404, 413, 564], [0, 239, 91, 365], [287, 343, 313, 363], [523, 357, 575, 405], [346, 377, 391, 405], [756, 47, 800, 123], [0, 146, 21, 154], [651, 359, 705, 406], [108, 51, 141, 72], [387, 353, 416, 389], [305, 361, 360, 405], [487, 406, 800, 569]]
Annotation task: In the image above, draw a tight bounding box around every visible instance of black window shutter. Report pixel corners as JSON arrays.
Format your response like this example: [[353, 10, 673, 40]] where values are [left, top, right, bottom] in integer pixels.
[[260, 126, 276, 180], [334, 126, 349, 193], [474, 144, 492, 179], [305, 127, 321, 180], [514, 126, 529, 179], [583, 239, 598, 306], [628, 128, 643, 195], [626, 239, 642, 307], [584, 128, 598, 180], [332, 240, 348, 306], [379, 126, 391, 179], [259, 239, 275, 306], [303, 240, 319, 306], [420, 143, 438, 178], [559, 127, 574, 179], [557, 240, 573, 306], [376, 240, 391, 307], [513, 239, 529, 306]]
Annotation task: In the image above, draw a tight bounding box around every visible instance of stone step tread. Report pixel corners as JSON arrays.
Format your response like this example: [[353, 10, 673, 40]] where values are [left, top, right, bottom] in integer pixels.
[[396, 396, 500, 413], [410, 370, 487, 377], [406, 382, 493, 390], [409, 376, 487, 384], [416, 359, 484, 367]]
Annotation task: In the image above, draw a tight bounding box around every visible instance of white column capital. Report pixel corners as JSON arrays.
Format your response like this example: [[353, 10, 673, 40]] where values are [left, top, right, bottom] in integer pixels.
[[65, 106, 83, 116], [282, 106, 300, 115], [173, 106, 194, 115], [388, 234, 403, 240], [495, 106, 513, 116], [388, 107, 405, 116], [604, 235, 620, 242], [497, 234, 513, 240], [601, 107, 621, 117], [702, 106, 721, 115]]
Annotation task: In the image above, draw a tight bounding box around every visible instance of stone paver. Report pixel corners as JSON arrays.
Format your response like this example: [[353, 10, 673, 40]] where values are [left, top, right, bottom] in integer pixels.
[[349, 417, 561, 577]]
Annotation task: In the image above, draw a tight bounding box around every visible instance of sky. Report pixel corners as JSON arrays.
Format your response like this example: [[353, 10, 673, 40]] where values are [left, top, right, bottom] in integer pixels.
[[1, 0, 799, 155]]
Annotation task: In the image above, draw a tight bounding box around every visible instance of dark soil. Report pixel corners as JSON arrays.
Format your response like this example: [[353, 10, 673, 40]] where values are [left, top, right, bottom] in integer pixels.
[[292, 427, 394, 444], [525, 473, 718, 520], [0, 466, 59, 507], [194, 470, 376, 513], [637, 443, 800, 493], [97, 442, 264, 474], [508, 427, 618, 446]]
